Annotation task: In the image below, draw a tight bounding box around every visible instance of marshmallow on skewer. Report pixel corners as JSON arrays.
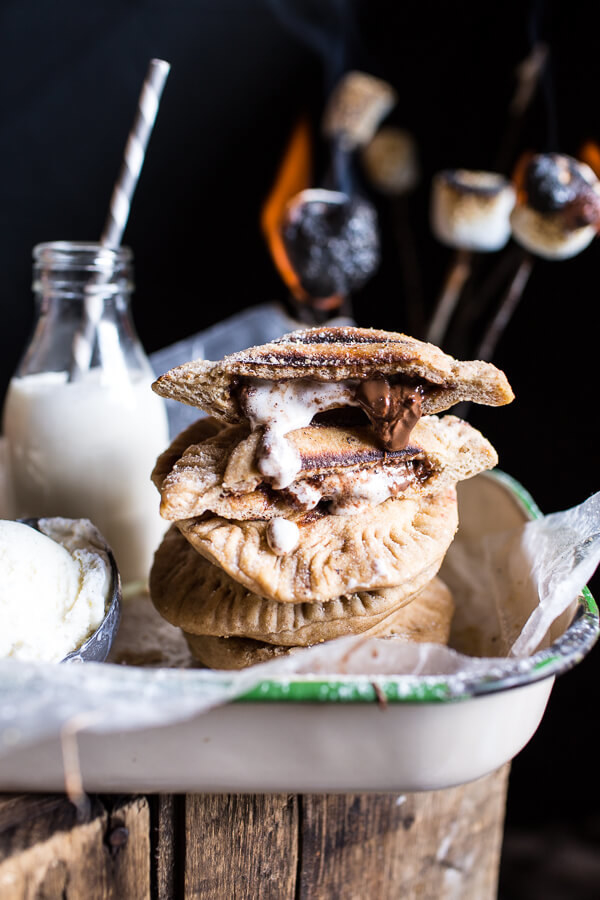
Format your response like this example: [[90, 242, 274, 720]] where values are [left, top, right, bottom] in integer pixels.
[[476, 154, 600, 363], [510, 153, 600, 260], [361, 127, 420, 196], [322, 71, 397, 151], [431, 169, 517, 252], [426, 170, 516, 345]]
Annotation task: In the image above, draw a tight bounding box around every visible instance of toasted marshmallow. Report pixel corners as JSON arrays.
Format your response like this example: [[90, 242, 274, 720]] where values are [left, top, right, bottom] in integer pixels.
[[510, 205, 597, 259], [322, 71, 397, 150], [361, 127, 420, 195], [510, 153, 600, 259], [431, 170, 516, 252]]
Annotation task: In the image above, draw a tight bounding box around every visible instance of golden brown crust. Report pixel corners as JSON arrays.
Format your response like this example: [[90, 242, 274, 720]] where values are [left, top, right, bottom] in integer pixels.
[[151, 416, 225, 491], [177, 487, 459, 604], [150, 526, 424, 646], [152, 326, 514, 422], [183, 633, 294, 669], [378, 576, 454, 644], [147, 328, 505, 670], [183, 576, 454, 669]]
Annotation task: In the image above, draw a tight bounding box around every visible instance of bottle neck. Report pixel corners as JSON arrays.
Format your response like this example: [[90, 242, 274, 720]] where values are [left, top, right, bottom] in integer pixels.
[[16, 242, 151, 382], [33, 241, 134, 301]]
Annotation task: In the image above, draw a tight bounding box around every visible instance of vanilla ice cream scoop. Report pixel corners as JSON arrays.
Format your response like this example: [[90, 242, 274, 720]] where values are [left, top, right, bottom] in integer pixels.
[[0, 518, 112, 662]]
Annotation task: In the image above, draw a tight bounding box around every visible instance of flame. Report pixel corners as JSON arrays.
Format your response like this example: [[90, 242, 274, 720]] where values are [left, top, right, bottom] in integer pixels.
[[261, 116, 312, 300], [580, 141, 600, 178], [511, 150, 534, 202], [578, 142, 600, 231]]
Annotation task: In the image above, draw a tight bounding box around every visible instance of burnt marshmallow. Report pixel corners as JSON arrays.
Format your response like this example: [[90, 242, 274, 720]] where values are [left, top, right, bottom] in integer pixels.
[[280, 189, 380, 299], [510, 153, 600, 259]]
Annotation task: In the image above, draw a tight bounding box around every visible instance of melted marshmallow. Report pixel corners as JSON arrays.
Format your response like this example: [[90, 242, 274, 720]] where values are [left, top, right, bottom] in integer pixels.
[[328, 468, 411, 515], [242, 378, 358, 489], [286, 481, 322, 509], [266, 518, 300, 556]]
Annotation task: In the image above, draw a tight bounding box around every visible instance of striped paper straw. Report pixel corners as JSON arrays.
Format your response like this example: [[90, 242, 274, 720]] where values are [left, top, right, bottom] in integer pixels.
[[101, 58, 170, 248], [70, 58, 170, 380]]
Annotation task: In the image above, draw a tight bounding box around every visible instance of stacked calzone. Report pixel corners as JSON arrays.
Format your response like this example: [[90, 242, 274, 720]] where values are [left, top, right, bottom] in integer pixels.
[[149, 326, 513, 668]]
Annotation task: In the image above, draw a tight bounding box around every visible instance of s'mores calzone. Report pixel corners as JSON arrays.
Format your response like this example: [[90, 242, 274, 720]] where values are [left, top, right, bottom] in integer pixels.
[[149, 326, 513, 668]]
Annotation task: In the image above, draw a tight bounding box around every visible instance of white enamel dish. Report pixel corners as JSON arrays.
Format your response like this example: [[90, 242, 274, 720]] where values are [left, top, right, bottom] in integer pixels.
[[0, 471, 597, 794]]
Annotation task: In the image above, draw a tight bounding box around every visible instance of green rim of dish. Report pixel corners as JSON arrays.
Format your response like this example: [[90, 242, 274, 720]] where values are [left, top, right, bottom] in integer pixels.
[[237, 471, 599, 705]]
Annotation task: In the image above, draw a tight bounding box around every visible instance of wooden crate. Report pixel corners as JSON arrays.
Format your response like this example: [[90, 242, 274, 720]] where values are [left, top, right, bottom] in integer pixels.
[[0, 764, 509, 899]]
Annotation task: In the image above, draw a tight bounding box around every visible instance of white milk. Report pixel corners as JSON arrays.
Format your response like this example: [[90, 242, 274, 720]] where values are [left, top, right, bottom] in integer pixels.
[[2, 370, 169, 585]]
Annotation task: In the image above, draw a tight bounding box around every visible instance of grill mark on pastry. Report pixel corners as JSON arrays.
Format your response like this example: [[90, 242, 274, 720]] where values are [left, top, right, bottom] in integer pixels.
[[297, 444, 425, 469], [238, 351, 435, 370], [271, 328, 409, 345], [152, 328, 515, 425]]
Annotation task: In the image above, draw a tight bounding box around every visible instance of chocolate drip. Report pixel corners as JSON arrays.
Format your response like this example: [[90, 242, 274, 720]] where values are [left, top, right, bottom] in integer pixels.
[[355, 376, 423, 450]]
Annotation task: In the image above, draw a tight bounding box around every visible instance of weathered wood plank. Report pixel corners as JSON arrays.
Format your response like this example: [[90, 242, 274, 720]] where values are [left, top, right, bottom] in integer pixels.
[[107, 796, 151, 900], [0, 794, 151, 900], [184, 794, 299, 900], [1, 767, 509, 899], [298, 765, 510, 900], [153, 794, 181, 900], [0, 793, 100, 857]]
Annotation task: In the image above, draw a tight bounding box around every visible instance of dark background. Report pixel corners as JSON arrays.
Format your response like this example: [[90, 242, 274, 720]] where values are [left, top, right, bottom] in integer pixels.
[[1, 0, 599, 887]]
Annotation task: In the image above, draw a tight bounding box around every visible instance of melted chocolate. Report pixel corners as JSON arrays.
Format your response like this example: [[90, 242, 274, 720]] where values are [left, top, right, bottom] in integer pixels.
[[355, 376, 423, 450], [236, 374, 425, 467]]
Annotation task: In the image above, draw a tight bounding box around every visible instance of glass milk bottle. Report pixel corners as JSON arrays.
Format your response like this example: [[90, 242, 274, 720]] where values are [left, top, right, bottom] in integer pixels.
[[2, 241, 170, 587]]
